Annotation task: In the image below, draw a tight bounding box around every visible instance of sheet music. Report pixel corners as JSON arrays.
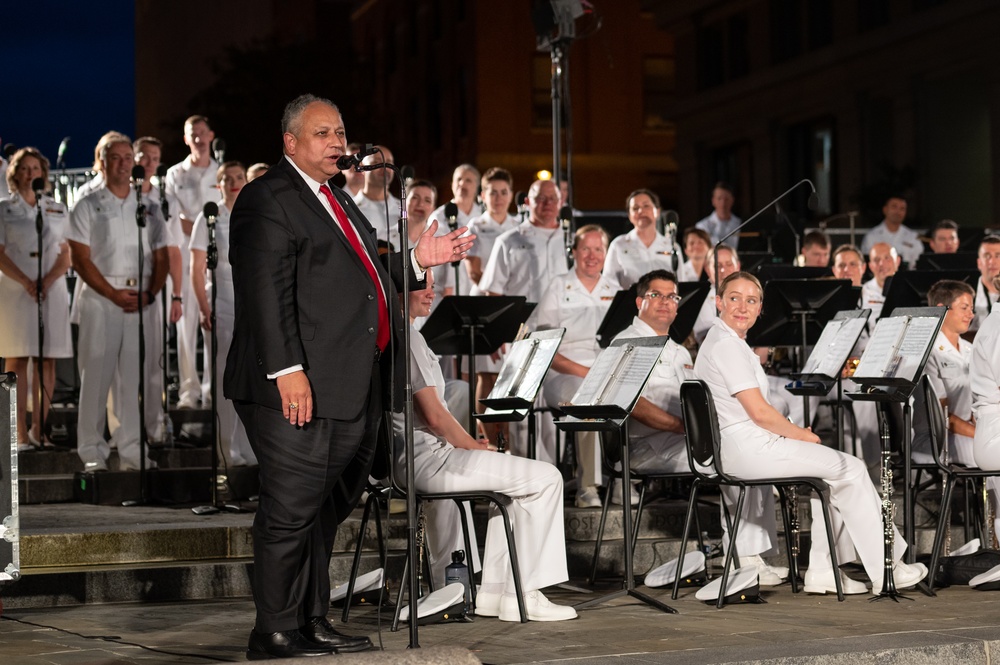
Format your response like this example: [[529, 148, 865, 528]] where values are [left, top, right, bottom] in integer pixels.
[[853, 316, 907, 380], [571, 346, 626, 406], [890, 317, 939, 381], [488, 335, 562, 403], [491, 338, 534, 399], [603, 345, 664, 407], [518, 337, 562, 400], [801, 317, 867, 378]]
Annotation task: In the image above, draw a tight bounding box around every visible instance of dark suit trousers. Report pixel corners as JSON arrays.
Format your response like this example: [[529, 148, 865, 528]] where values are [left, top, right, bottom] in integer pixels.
[[236, 360, 382, 633]]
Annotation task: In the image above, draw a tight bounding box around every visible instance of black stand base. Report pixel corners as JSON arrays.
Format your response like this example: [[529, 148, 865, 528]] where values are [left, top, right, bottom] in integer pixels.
[[574, 587, 678, 614]]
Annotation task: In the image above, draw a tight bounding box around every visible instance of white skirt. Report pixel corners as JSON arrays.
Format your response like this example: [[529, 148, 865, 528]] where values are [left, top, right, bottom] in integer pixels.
[[0, 274, 72, 358]]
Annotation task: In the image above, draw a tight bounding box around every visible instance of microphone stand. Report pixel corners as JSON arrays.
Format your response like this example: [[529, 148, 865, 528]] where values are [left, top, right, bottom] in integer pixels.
[[206, 213, 220, 509], [157, 172, 172, 445], [714, 179, 816, 289], [133, 174, 149, 505], [356, 159, 420, 647], [33, 188, 46, 445]]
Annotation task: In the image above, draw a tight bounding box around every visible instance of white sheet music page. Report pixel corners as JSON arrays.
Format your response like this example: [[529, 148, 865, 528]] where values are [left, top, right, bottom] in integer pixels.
[[890, 317, 939, 381], [853, 316, 907, 380]]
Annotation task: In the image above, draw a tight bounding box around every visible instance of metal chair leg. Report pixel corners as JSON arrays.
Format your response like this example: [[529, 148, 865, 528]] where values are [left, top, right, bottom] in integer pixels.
[[716, 487, 747, 609], [815, 486, 844, 601], [928, 476, 956, 593], [497, 504, 528, 623], [342, 490, 379, 622]]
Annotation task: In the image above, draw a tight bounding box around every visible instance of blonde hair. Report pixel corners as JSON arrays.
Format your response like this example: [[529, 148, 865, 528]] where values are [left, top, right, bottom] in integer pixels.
[[6, 147, 50, 194]]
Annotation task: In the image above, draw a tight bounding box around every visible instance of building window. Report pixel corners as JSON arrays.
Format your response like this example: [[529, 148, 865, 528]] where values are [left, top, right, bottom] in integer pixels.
[[532, 54, 552, 128], [697, 12, 750, 89], [642, 56, 675, 131], [858, 0, 889, 32], [771, 0, 833, 63]]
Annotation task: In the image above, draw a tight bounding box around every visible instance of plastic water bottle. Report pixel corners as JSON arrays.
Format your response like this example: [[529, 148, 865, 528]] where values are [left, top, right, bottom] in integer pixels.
[[701, 531, 713, 579], [444, 550, 472, 614]]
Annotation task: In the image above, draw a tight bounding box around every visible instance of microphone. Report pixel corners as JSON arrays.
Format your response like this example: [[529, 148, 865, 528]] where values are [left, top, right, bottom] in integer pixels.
[[31, 177, 46, 232], [444, 202, 460, 267], [131, 164, 145, 188], [56, 137, 70, 169], [713, 179, 816, 287], [400, 165, 415, 186], [156, 164, 170, 219], [132, 165, 147, 227], [336, 143, 378, 171], [203, 201, 218, 228], [664, 209, 680, 272], [212, 138, 226, 164], [559, 205, 574, 263], [515, 191, 528, 220], [3, 143, 17, 160]]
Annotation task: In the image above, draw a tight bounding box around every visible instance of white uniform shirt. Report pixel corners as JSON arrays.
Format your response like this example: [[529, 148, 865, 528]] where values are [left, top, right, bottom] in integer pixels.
[[694, 317, 769, 429], [165, 156, 219, 239], [428, 202, 479, 297], [971, 308, 1000, 415], [67, 185, 168, 282], [924, 331, 974, 422], [612, 316, 692, 440], [860, 221, 924, 269], [190, 202, 234, 302], [75, 173, 105, 201], [535, 272, 619, 366], [352, 191, 402, 251], [692, 284, 717, 344], [861, 278, 886, 320], [467, 211, 518, 295], [677, 259, 703, 283], [478, 221, 569, 304], [604, 229, 676, 289], [696, 211, 742, 249], [970, 279, 999, 333], [0, 193, 69, 275]]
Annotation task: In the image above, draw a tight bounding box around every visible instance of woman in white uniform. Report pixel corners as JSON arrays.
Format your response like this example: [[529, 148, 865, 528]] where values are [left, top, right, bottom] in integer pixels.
[[971, 273, 1000, 538], [604, 189, 676, 289], [0, 148, 73, 448], [535, 224, 620, 507], [190, 161, 256, 467], [397, 272, 577, 623], [694, 271, 928, 593]]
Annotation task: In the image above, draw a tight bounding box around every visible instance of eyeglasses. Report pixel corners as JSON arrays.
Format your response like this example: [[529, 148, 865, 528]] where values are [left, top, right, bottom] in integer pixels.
[[642, 291, 682, 303]]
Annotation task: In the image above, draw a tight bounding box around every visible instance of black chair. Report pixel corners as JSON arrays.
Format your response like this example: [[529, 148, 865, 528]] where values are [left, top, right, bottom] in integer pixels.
[[588, 427, 704, 584], [672, 380, 845, 607], [922, 377, 1000, 592]]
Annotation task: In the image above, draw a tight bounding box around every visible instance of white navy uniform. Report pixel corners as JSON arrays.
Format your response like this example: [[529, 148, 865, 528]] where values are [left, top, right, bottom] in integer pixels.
[[0, 193, 72, 358], [912, 331, 975, 465], [395, 326, 570, 595], [68, 185, 169, 470], [860, 221, 924, 269], [352, 190, 402, 251], [970, 279, 999, 334], [604, 229, 676, 289], [429, 202, 480, 298], [467, 211, 519, 296], [676, 259, 703, 283], [692, 284, 717, 344], [970, 308, 1000, 537], [861, 278, 886, 321], [191, 202, 256, 467], [536, 272, 619, 480], [695, 317, 906, 580], [165, 155, 219, 406], [478, 221, 569, 306], [696, 212, 742, 249]]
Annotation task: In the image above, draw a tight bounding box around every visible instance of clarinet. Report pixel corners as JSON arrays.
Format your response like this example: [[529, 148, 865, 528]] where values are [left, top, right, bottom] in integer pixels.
[[878, 417, 897, 595], [788, 485, 801, 578]]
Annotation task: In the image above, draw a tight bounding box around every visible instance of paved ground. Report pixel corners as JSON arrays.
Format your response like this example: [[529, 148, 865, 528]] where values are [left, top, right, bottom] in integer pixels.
[[3, 577, 1000, 664]]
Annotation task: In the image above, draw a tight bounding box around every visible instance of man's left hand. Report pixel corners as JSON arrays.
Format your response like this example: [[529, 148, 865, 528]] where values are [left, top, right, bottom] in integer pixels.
[[414, 220, 476, 269]]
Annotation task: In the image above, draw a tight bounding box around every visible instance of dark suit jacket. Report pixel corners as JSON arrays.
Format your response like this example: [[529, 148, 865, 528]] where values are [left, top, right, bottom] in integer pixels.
[[224, 157, 411, 420]]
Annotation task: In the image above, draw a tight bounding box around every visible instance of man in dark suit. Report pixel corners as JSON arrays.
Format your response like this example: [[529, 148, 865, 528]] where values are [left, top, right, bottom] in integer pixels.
[[225, 94, 474, 660]]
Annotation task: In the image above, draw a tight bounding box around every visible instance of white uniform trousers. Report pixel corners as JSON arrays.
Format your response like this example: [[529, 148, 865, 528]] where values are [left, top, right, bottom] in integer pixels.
[[76, 288, 155, 469], [721, 421, 905, 581], [402, 439, 569, 595], [175, 248, 203, 406], [972, 407, 1000, 539], [508, 392, 559, 466], [109, 292, 169, 445], [213, 304, 255, 466], [543, 373, 601, 488], [443, 379, 470, 432]]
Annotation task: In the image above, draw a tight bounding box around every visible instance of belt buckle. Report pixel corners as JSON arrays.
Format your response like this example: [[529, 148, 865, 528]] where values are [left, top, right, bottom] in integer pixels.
[[126, 278, 137, 286]]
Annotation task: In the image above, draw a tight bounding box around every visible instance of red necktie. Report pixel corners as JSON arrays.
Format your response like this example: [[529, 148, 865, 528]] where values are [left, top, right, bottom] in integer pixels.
[[319, 184, 390, 351]]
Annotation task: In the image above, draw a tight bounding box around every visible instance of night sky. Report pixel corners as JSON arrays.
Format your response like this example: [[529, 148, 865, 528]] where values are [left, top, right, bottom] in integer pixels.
[[4, 1, 135, 169]]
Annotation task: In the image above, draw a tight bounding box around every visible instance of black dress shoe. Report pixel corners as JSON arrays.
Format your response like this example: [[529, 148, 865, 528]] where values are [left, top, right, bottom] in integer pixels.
[[246, 629, 337, 660], [301, 616, 374, 653]]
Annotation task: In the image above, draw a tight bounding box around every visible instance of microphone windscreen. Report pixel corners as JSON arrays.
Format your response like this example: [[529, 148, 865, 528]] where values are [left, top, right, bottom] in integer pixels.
[[444, 202, 459, 220], [203, 202, 219, 218], [515, 191, 527, 207], [31, 177, 46, 194], [212, 138, 226, 152], [131, 165, 146, 181], [401, 165, 415, 181], [156, 164, 168, 178], [559, 205, 573, 222], [665, 209, 679, 226], [4, 143, 18, 158], [807, 192, 819, 211]]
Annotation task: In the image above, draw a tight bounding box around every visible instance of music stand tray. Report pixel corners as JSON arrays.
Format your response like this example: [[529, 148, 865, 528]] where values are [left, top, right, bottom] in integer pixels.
[[747, 279, 858, 348]]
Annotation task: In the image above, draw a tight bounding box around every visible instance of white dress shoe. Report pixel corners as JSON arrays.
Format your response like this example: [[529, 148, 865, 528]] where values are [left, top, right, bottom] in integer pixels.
[[499, 590, 578, 622], [739, 554, 788, 586], [475, 591, 501, 617], [803, 567, 868, 595], [611, 479, 640, 506], [872, 561, 927, 592], [575, 486, 602, 508]]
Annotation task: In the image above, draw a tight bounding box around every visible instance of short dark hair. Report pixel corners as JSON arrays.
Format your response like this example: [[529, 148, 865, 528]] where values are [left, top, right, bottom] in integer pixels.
[[626, 188, 661, 210], [636, 269, 678, 297], [713, 181, 735, 195], [802, 230, 831, 250], [932, 219, 959, 234], [927, 279, 974, 307], [980, 234, 1000, 250], [683, 227, 712, 247], [407, 178, 438, 199], [481, 167, 512, 189]]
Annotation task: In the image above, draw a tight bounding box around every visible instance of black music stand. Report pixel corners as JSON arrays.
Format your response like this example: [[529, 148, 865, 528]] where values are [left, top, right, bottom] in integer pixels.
[[420, 296, 532, 437], [596, 282, 710, 348], [846, 306, 946, 600], [476, 328, 564, 459], [755, 265, 832, 282], [915, 253, 977, 271], [554, 336, 676, 615], [746, 279, 857, 428], [880, 270, 979, 319]]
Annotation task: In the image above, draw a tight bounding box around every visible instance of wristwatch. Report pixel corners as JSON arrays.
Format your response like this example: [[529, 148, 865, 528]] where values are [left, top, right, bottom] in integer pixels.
[[172, 295, 183, 303]]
